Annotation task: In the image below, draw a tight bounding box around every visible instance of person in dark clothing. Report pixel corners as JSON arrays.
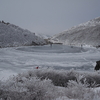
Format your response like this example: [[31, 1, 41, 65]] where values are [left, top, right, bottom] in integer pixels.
[[94, 60, 100, 71]]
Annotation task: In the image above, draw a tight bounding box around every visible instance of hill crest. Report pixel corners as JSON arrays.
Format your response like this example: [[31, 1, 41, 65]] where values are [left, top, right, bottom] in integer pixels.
[[0, 21, 46, 47], [51, 17, 100, 47]]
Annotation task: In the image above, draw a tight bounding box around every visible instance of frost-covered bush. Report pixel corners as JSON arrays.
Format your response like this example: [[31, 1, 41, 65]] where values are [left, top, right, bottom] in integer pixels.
[[80, 72, 100, 87], [14, 69, 100, 88], [0, 69, 100, 100], [64, 80, 100, 100], [17, 69, 77, 87], [65, 80, 95, 100], [0, 77, 59, 100]]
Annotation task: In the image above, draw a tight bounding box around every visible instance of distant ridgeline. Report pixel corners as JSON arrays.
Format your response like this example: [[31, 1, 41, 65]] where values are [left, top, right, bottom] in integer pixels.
[[0, 21, 46, 48], [0, 20, 10, 25], [50, 17, 100, 47]]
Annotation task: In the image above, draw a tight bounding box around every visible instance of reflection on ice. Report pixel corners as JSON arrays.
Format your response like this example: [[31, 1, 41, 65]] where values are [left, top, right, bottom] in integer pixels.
[[16, 44, 88, 53]]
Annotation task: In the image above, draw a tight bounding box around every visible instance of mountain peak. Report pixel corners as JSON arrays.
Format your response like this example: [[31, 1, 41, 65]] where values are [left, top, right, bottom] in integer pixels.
[[0, 21, 46, 47], [51, 17, 100, 47]]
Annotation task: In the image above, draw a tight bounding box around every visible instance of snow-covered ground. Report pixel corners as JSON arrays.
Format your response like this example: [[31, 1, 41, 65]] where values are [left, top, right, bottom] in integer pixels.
[[0, 44, 100, 80], [0, 45, 100, 100]]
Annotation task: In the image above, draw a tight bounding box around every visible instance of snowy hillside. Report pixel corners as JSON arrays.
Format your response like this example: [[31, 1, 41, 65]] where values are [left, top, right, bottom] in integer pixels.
[[0, 21, 46, 47], [35, 33, 51, 39], [51, 17, 100, 47]]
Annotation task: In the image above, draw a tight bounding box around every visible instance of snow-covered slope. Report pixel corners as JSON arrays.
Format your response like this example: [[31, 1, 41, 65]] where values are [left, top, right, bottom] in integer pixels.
[[0, 21, 46, 47], [35, 33, 51, 39], [51, 17, 100, 47]]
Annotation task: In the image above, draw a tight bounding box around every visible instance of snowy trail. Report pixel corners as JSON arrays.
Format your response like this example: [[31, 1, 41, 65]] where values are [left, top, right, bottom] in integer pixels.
[[0, 45, 100, 80]]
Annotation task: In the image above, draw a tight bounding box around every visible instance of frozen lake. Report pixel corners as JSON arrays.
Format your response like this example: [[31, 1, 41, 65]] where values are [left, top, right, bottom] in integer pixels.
[[0, 44, 100, 80]]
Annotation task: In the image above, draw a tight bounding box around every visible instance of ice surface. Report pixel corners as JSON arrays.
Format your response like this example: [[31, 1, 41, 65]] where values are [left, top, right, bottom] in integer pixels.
[[0, 44, 100, 80]]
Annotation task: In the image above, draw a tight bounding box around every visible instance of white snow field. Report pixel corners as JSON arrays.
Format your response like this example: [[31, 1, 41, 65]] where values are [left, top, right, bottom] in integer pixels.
[[0, 44, 100, 100], [0, 44, 100, 79]]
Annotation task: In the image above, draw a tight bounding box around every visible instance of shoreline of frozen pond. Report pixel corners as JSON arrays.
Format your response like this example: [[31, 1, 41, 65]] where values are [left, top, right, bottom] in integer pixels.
[[0, 45, 100, 80]]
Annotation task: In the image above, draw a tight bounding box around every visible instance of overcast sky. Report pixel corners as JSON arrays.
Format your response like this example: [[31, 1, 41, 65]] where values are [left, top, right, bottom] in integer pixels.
[[0, 0, 100, 35]]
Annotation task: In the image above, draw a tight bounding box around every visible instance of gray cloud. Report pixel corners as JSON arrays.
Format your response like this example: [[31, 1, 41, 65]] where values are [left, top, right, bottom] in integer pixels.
[[0, 0, 100, 35]]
